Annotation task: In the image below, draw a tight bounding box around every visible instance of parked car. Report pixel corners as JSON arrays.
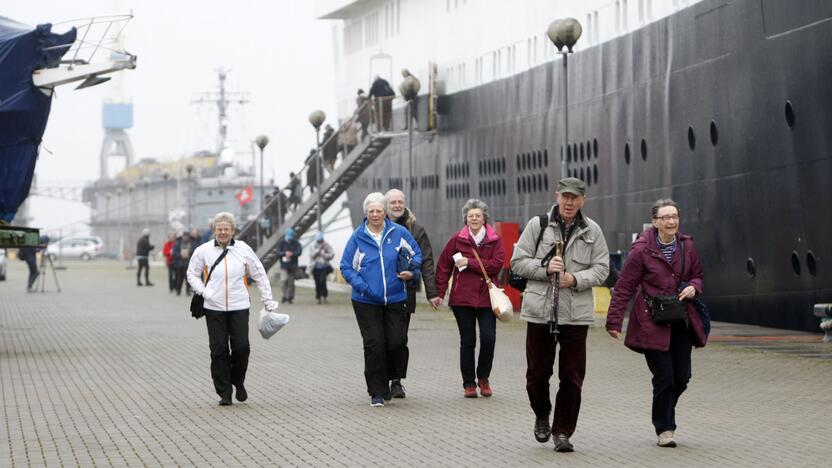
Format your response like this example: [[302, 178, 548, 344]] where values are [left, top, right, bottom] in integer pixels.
[[0, 249, 6, 280], [46, 236, 103, 261]]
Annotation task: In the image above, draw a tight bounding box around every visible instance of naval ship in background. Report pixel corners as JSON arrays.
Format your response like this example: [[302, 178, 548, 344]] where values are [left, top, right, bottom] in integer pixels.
[[311, 0, 831, 332]]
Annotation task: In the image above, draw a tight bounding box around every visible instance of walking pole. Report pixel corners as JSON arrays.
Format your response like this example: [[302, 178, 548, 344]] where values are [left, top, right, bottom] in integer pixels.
[[549, 241, 563, 335]]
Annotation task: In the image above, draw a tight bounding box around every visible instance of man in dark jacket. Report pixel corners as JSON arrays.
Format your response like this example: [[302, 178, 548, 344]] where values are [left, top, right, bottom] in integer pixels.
[[369, 75, 395, 131], [321, 124, 337, 173], [385, 189, 441, 398], [136, 229, 155, 286], [275, 227, 302, 304], [305, 149, 319, 193]]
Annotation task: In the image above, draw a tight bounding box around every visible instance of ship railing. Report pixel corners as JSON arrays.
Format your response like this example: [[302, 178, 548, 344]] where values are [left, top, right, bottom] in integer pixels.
[[237, 100, 373, 250]]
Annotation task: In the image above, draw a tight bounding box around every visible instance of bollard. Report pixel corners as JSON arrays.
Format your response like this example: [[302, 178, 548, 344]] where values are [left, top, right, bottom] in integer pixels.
[[814, 304, 832, 343]]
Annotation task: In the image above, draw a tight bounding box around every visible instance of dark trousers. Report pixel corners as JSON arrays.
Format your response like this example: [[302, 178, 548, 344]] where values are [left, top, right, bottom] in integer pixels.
[[644, 323, 693, 434], [174, 266, 189, 295], [525, 323, 588, 437], [205, 310, 250, 398], [167, 264, 175, 291], [352, 300, 409, 397], [25, 256, 38, 289], [312, 267, 329, 299], [451, 306, 496, 388], [137, 258, 150, 284], [393, 288, 417, 380]]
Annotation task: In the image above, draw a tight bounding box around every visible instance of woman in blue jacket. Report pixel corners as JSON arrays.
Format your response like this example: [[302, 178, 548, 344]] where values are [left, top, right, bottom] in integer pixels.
[[341, 192, 422, 407]]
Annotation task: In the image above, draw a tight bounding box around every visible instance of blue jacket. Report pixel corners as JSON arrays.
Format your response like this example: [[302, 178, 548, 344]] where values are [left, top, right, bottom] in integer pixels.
[[341, 218, 422, 305]]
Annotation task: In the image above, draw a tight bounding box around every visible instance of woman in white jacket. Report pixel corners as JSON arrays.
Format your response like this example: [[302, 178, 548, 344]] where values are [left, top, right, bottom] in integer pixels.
[[187, 212, 278, 406]]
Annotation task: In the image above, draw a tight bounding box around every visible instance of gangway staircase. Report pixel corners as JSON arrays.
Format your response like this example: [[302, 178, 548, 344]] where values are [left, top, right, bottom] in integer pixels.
[[238, 130, 391, 272]]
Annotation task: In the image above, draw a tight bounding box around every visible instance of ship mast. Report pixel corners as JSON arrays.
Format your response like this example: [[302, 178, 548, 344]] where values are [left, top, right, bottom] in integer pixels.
[[191, 69, 249, 154]]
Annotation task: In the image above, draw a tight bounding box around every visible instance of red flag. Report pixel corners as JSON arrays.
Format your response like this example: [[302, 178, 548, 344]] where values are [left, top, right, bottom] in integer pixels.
[[235, 185, 253, 206]]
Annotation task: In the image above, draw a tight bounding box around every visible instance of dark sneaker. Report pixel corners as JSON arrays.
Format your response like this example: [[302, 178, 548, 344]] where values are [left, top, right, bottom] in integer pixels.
[[657, 431, 677, 447], [370, 396, 385, 407], [235, 385, 247, 402], [477, 378, 492, 397], [146, 282, 154, 286], [553, 434, 574, 452], [464, 385, 478, 398], [534, 418, 551, 443], [219, 395, 232, 406], [390, 380, 406, 399]]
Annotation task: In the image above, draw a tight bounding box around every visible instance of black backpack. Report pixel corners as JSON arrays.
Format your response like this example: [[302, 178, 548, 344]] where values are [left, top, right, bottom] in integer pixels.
[[507, 215, 549, 292]]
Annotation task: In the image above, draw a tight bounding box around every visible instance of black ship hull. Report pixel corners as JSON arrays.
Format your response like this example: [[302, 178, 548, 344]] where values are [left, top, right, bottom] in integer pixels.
[[346, 0, 832, 332]]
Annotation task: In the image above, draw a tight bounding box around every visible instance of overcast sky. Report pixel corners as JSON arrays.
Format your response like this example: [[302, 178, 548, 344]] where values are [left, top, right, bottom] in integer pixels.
[[6, 0, 337, 233]]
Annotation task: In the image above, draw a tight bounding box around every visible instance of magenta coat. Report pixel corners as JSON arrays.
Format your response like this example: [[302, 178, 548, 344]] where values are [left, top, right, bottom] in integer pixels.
[[606, 228, 707, 352], [435, 224, 505, 309]]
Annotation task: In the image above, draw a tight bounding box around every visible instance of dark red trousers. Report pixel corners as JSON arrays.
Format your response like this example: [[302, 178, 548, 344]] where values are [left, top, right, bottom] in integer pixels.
[[525, 323, 588, 437]]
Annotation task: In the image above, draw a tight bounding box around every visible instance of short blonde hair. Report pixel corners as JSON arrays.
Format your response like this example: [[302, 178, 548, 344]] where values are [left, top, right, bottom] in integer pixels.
[[212, 212, 236, 230], [363, 192, 386, 213]]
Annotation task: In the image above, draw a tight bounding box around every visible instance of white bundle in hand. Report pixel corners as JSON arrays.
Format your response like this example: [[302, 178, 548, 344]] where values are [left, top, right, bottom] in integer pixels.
[[258, 308, 290, 339]]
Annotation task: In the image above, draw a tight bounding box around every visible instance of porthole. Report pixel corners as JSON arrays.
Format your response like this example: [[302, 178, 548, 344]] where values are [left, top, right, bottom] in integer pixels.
[[625, 143, 631, 165], [640, 138, 648, 161], [710, 120, 718, 146], [572, 144, 578, 162], [785, 100, 795, 128], [791, 251, 801, 276], [746, 258, 756, 279], [515, 154, 520, 169], [807, 250, 817, 276], [593, 164, 598, 184], [688, 126, 696, 151], [537, 151, 543, 168], [566, 145, 572, 163], [587, 140, 592, 160], [580, 167, 585, 182], [593, 138, 598, 158], [586, 171, 591, 187], [543, 149, 548, 167], [580, 143, 585, 161]]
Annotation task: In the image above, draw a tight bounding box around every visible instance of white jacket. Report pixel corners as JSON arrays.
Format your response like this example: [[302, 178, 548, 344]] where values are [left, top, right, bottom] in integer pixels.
[[186, 239, 274, 312]]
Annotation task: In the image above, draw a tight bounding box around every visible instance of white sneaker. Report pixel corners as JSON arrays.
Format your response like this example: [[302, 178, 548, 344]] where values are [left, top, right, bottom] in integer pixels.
[[657, 431, 677, 447]]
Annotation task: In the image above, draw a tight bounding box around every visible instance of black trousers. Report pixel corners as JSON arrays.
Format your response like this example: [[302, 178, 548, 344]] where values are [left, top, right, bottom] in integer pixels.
[[644, 322, 693, 434], [167, 264, 175, 291], [205, 309, 250, 398], [452, 306, 496, 388], [525, 323, 588, 437], [352, 300, 409, 397], [174, 266, 189, 295], [137, 258, 150, 284], [312, 267, 329, 299], [25, 255, 38, 289]]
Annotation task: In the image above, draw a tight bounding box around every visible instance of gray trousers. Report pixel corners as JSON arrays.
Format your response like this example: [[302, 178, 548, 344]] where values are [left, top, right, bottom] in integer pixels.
[[280, 266, 296, 300]]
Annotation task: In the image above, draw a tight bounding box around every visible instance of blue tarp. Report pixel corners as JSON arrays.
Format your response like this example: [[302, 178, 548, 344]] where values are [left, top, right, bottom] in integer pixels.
[[0, 17, 76, 223]]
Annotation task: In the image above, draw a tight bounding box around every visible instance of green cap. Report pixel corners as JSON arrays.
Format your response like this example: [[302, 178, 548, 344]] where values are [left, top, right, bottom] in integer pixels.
[[557, 177, 586, 196]]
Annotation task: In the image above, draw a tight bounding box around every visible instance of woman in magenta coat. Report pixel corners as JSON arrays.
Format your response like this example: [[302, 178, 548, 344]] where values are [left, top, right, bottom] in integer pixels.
[[435, 199, 505, 398], [606, 199, 707, 448]]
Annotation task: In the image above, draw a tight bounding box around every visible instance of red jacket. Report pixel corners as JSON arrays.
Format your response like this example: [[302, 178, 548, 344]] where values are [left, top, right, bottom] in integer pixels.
[[606, 228, 707, 352], [163, 240, 175, 266], [435, 224, 505, 309]]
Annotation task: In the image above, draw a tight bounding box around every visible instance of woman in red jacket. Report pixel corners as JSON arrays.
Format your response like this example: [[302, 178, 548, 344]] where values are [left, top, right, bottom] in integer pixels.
[[436, 199, 505, 398], [606, 199, 707, 448], [162, 232, 176, 293]]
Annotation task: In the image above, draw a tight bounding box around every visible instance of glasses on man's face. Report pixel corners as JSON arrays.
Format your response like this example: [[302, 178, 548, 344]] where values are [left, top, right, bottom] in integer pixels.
[[654, 214, 679, 222]]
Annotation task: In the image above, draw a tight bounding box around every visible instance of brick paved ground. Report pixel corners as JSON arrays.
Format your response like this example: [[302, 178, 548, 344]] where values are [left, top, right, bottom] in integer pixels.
[[1, 260, 831, 467]]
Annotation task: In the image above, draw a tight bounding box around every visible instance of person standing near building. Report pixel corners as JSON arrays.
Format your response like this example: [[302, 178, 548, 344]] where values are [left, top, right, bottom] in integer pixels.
[[355, 89, 370, 141], [369, 75, 395, 131], [309, 232, 335, 304], [162, 232, 176, 293], [275, 227, 302, 304], [509, 177, 610, 453], [384, 188, 441, 399], [136, 229, 154, 287]]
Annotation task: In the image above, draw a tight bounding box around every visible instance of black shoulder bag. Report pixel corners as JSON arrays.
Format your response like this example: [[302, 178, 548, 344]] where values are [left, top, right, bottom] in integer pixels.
[[190, 248, 229, 319], [645, 241, 688, 325], [507, 214, 548, 292]]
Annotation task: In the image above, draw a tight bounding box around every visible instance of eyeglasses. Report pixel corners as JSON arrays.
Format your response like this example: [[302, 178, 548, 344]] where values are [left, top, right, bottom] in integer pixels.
[[654, 214, 679, 222]]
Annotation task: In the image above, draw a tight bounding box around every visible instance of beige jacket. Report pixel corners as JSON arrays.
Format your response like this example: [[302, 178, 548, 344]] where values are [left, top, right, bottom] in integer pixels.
[[510, 208, 609, 325]]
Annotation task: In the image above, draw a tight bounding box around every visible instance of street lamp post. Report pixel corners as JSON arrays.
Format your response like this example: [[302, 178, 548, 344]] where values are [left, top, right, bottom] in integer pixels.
[[399, 74, 421, 205], [186, 164, 194, 229], [255, 135, 269, 248], [308, 110, 326, 233], [105, 193, 111, 256], [142, 177, 150, 231], [548, 18, 582, 179], [127, 182, 135, 268], [162, 172, 169, 232], [116, 188, 123, 259]]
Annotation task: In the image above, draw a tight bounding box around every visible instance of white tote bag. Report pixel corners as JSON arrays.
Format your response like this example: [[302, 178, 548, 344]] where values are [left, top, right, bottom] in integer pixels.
[[470, 246, 514, 322], [258, 308, 290, 339]]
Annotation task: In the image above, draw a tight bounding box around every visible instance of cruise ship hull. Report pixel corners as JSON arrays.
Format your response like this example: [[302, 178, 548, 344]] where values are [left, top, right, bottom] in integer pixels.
[[346, 0, 832, 332]]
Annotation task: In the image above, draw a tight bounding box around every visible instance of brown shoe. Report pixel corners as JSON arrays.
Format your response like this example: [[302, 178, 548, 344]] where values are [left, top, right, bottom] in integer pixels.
[[464, 385, 478, 398], [478, 378, 492, 397]]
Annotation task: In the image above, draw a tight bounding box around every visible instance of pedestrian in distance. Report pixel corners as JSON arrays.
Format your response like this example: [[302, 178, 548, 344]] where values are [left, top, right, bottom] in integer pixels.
[[173, 231, 194, 296], [435, 198, 505, 399], [606, 199, 708, 448], [275, 227, 302, 304], [340, 192, 422, 407], [187, 212, 278, 406], [322, 124, 337, 173], [369, 75, 395, 131], [355, 89, 370, 141], [306, 149, 319, 194], [286, 172, 302, 212], [338, 118, 358, 160], [135, 228, 154, 287], [309, 232, 335, 304], [162, 232, 176, 293], [385, 188, 441, 399], [509, 177, 609, 453], [18, 245, 39, 292]]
